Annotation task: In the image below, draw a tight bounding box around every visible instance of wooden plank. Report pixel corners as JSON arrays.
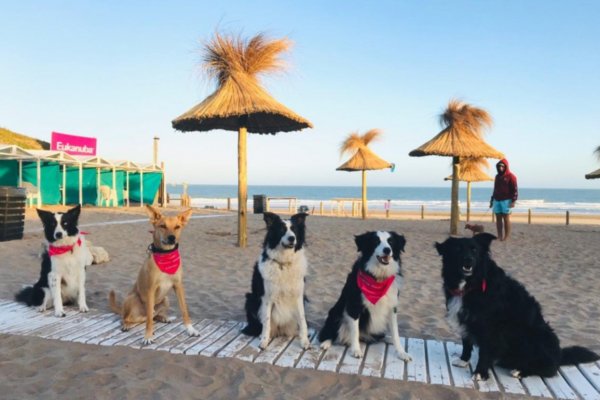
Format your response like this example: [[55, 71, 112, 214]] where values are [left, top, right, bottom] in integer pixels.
[[86, 319, 142, 345], [494, 366, 527, 395], [0, 305, 43, 330], [338, 343, 366, 375], [185, 320, 239, 355], [560, 365, 600, 400], [200, 322, 245, 357], [168, 320, 224, 354], [579, 362, 600, 393], [29, 312, 93, 338], [235, 336, 263, 363], [60, 315, 120, 342], [362, 342, 386, 378], [469, 347, 500, 392], [98, 322, 145, 346], [317, 344, 346, 372], [445, 342, 475, 390], [150, 320, 212, 351], [406, 338, 427, 383], [521, 375, 555, 398], [426, 340, 451, 386], [215, 330, 254, 359], [254, 336, 295, 365], [2, 310, 64, 334], [296, 334, 325, 370], [383, 337, 406, 380], [275, 329, 316, 369], [50, 313, 114, 340], [544, 372, 579, 400], [11, 310, 82, 335]]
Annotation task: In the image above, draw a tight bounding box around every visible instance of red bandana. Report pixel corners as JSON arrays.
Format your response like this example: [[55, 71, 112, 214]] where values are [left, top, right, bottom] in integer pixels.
[[48, 238, 82, 256], [449, 279, 487, 297], [357, 270, 395, 305], [152, 248, 181, 275]]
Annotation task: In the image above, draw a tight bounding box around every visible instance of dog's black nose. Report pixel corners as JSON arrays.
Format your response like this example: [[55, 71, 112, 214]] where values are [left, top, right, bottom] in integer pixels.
[[287, 236, 295, 244], [167, 235, 176, 244], [55, 232, 63, 239], [383, 247, 391, 255]]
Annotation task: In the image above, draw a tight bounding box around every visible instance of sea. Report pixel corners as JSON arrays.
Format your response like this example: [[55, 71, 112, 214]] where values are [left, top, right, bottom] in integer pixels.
[[166, 184, 600, 215]]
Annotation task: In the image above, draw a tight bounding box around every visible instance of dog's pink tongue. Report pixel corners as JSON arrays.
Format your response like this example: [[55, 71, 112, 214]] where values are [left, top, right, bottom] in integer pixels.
[[380, 255, 390, 263]]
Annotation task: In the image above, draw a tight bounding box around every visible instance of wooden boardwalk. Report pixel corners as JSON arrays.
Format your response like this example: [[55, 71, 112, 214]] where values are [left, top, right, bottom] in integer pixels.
[[1, 299, 599, 399]]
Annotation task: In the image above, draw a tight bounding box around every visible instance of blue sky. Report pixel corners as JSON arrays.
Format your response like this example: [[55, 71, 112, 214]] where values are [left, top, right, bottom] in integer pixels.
[[2, 1, 599, 189]]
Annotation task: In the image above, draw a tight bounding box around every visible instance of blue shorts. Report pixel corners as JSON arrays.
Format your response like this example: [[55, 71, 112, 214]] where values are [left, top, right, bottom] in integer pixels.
[[493, 199, 513, 215]]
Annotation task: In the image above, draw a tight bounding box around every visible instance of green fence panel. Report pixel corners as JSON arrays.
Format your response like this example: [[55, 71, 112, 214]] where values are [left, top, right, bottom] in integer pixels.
[[0, 160, 19, 186], [22, 161, 61, 205]]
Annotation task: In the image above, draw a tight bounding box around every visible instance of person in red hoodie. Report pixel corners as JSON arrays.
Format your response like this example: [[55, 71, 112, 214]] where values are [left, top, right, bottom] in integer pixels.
[[489, 158, 518, 241]]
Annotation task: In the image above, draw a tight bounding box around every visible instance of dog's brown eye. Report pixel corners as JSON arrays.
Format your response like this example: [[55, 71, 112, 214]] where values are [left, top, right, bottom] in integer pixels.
[[160, 224, 167, 229], [174, 225, 181, 230]]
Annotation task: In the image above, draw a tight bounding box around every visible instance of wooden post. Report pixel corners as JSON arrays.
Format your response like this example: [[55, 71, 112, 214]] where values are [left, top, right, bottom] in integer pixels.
[[79, 163, 83, 205], [62, 164, 66, 206], [466, 181, 471, 222], [361, 170, 367, 219], [450, 156, 460, 234], [238, 126, 248, 248], [421, 205, 425, 220], [566, 211, 570, 226], [320, 201, 323, 215], [528, 209, 531, 224], [227, 197, 231, 211]]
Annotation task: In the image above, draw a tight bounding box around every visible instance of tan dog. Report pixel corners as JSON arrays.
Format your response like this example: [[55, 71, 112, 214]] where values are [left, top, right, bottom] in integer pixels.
[[464, 223, 485, 236], [109, 205, 199, 344]]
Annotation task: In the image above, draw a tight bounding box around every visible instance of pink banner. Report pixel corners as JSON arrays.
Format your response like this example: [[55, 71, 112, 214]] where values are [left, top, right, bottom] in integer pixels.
[[51, 131, 97, 156]]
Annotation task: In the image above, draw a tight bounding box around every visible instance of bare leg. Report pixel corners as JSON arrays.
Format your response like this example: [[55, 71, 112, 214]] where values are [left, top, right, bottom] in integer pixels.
[[495, 214, 504, 241], [503, 214, 512, 241]]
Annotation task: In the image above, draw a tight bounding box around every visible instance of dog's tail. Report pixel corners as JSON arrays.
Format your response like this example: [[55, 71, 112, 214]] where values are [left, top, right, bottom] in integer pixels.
[[15, 285, 45, 306], [560, 346, 600, 366], [108, 290, 123, 315]]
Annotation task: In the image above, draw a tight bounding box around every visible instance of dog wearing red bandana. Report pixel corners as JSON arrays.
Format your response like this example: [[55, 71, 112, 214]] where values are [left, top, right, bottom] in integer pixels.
[[318, 231, 412, 361], [109, 205, 199, 345], [16, 204, 94, 317]]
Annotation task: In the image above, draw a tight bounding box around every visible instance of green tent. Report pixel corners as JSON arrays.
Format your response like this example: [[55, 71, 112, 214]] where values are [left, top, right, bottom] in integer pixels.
[[0, 160, 18, 186], [22, 161, 61, 205], [128, 172, 162, 204]]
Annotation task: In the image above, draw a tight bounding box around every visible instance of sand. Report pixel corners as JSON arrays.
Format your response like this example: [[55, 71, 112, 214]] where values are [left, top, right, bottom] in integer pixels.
[[0, 205, 598, 399]]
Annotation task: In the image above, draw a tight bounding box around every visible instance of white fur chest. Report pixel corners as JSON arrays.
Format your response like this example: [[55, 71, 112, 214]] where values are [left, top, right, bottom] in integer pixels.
[[446, 296, 466, 337], [363, 275, 401, 334], [50, 236, 91, 299], [259, 250, 307, 300]]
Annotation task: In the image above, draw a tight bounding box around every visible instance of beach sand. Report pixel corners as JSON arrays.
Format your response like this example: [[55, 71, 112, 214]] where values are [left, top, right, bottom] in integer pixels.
[[1, 206, 598, 399]]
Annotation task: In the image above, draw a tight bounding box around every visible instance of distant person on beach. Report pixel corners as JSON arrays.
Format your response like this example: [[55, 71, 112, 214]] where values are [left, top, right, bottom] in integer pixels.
[[489, 158, 518, 241]]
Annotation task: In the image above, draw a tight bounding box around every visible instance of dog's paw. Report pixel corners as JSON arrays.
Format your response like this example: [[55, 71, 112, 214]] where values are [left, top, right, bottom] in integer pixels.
[[452, 358, 470, 368], [141, 337, 154, 345], [510, 369, 522, 379], [186, 325, 200, 337], [259, 338, 270, 350], [167, 316, 177, 323], [300, 337, 311, 350], [397, 351, 412, 362], [79, 305, 89, 313], [472, 372, 489, 381], [37, 305, 46, 312], [319, 340, 332, 350], [349, 346, 363, 358], [54, 310, 66, 318]]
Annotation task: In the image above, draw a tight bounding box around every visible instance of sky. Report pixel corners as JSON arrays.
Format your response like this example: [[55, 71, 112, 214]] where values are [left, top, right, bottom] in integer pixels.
[[2, 0, 600, 189]]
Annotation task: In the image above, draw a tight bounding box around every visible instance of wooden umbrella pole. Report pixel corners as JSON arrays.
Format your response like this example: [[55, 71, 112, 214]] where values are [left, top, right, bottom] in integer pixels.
[[467, 181, 472, 222], [362, 170, 367, 219], [450, 156, 460, 234], [238, 126, 248, 248]]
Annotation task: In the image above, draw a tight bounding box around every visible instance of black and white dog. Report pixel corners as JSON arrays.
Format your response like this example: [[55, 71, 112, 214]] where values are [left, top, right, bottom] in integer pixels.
[[436, 233, 599, 380], [15, 205, 93, 317], [319, 231, 412, 361], [242, 212, 311, 350]]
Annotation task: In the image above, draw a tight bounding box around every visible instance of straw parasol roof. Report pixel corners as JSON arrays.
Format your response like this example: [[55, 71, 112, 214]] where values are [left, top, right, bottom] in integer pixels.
[[337, 129, 392, 219], [172, 33, 312, 134], [409, 100, 503, 234], [172, 32, 312, 247], [444, 157, 493, 182], [586, 168, 600, 179]]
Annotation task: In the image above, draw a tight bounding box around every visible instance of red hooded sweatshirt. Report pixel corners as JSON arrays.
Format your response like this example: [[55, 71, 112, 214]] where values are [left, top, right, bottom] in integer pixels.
[[492, 158, 518, 202]]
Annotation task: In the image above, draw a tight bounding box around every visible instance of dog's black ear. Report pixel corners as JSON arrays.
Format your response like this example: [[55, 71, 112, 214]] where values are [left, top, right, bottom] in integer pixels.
[[474, 232, 496, 251], [65, 204, 81, 222], [36, 208, 55, 226], [354, 232, 371, 253], [435, 240, 446, 256], [389, 231, 406, 253], [263, 212, 280, 229], [291, 212, 308, 227]]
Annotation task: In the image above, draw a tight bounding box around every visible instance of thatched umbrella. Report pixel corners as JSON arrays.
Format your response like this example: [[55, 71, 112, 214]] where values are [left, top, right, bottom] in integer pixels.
[[172, 33, 312, 247], [410, 100, 504, 234], [444, 157, 493, 221], [337, 129, 392, 219], [586, 146, 600, 179]]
